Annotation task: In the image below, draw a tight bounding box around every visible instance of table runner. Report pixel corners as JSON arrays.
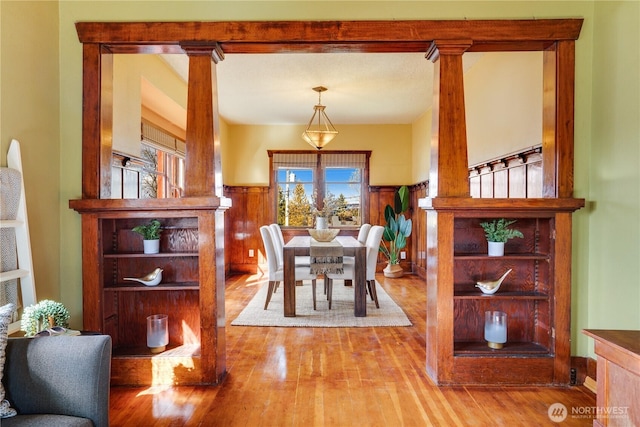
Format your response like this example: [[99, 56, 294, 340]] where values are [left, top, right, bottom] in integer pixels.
[[309, 239, 344, 274]]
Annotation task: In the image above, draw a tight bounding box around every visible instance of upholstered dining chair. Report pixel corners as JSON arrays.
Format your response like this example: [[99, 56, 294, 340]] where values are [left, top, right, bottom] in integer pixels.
[[356, 223, 372, 244], [260, 225, 319, 310], [268, 223, 285, 267], [343, 223, 371, 267], [269, 223, 311, 267], [325, 225, 385, 309]]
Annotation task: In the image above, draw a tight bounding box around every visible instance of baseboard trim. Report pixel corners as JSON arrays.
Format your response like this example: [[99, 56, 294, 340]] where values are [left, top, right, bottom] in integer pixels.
[[570, 355, 597, 385], [583, 376, 597, 393]]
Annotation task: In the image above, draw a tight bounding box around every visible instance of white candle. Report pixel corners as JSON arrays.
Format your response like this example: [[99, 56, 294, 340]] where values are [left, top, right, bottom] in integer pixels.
[[147, 314, 169, 353], [484, 311, 507, 349]]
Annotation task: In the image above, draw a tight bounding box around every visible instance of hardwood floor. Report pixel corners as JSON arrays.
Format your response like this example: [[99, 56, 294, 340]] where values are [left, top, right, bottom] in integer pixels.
[[110, 273, 596, 426]]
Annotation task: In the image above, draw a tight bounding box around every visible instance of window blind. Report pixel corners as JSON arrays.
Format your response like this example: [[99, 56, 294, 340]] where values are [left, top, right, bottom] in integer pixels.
[[272, 152, 317, 169], [321, 153, 367, 168], [141, 122, 185, 156]]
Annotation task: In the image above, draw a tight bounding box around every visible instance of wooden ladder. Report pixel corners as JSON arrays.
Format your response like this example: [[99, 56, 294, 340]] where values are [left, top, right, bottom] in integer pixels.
[[1, 139, 37, 334]]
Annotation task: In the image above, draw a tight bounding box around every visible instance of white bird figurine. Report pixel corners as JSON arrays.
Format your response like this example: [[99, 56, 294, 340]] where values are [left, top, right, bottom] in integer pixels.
[[476, 269, 512, 295], [124, 267, 163, 286]]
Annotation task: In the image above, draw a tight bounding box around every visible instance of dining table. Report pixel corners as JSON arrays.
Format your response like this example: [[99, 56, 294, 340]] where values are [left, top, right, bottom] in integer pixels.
[[283, 235, 367, 317]]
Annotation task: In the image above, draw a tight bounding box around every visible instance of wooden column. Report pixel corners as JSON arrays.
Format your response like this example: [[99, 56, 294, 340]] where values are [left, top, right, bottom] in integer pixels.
[[542, 41, 576, 198], [81, 43, 113, 199], [424, 40, 471, 384], [181, 43, 228, 383], [426, 40, 472, 199], [182, 43, 224, 197]]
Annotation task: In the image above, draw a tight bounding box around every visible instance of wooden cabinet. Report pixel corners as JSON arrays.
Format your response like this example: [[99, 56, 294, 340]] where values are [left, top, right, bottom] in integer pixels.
[[423, 198, 583, 385], [583, 330, 640, 427], [70, 198, 227, 386]]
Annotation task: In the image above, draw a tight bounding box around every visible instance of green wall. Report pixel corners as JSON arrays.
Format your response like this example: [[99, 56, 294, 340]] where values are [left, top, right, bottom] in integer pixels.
[[1, 1, 638, 358], [586, 2, 640, 338], [0, 1, 60, 302]]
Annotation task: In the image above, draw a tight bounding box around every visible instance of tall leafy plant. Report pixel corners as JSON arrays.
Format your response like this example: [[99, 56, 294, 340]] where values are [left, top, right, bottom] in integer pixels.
[[380, 185, 412, 265]]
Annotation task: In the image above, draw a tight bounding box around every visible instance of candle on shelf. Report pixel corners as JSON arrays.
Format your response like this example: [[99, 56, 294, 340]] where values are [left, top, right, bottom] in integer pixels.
[[147, 314, 169, 353], [484, 311, 507, 349]]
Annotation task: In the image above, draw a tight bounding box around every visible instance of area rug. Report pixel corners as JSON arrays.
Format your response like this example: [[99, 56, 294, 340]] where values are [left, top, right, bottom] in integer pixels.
[[231, 279, 412, 327]]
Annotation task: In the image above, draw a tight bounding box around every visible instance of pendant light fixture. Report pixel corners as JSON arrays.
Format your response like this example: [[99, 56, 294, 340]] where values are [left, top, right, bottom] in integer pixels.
[[302, 86, 338, 150]]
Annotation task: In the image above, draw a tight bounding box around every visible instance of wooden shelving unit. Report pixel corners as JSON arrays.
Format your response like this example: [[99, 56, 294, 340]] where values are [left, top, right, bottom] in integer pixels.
[[70, 198, 228, 386], [423, 199, 584, 384]]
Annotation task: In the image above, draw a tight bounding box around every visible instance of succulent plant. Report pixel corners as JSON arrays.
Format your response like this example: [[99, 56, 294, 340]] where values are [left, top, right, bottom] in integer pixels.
[[21, 300, 70, 337]]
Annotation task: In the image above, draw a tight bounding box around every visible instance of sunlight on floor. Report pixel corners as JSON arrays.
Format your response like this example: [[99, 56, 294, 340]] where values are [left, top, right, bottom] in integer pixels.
[[136, 386, 196, 421], [242, 271, 267, 287]]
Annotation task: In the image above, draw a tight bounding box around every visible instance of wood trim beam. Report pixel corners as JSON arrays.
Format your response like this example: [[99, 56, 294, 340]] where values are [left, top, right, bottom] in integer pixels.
[[75, 20, 583, 50]]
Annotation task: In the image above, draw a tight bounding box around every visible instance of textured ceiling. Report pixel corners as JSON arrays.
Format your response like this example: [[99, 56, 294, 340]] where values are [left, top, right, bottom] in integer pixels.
[[160, 52, 484, 126]]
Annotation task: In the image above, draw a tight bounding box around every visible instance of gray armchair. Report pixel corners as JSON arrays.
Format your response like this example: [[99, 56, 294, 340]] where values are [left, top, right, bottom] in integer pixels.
[[2, 335, 111, 427]]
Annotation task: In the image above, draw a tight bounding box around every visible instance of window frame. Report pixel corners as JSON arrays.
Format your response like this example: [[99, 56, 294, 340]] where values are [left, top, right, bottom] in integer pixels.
[[268, 150, 371, 228]]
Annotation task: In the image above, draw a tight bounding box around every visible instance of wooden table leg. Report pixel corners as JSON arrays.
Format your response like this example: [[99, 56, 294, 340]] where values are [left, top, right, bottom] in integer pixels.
[[283, 246, 296, 317], [354, 245, 366, 317]]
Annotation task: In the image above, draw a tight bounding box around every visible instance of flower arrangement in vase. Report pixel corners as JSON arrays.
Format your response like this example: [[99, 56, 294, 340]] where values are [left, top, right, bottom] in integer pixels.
[[310, 191, 338, 229]]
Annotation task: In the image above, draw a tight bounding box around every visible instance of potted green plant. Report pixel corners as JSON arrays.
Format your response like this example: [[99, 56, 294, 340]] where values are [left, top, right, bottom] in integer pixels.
[[21, 299, 71, 337], [379, 185, 412, 277], [479, 218, 523, 256], [132, 219, 162, 254]]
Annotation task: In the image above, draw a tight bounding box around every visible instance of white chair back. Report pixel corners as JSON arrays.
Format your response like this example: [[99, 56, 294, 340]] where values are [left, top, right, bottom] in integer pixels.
[[356, 223, 372, 244], [268, 224, 284, 266], [260, 225, 280, 280], [364, 225, 385, 281]]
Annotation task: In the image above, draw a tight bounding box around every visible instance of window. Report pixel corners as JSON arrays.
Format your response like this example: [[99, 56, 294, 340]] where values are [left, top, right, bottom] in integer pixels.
[[140, 144, 185, 198], [110, 123, 185, 199], [270, 151, 370, 227]]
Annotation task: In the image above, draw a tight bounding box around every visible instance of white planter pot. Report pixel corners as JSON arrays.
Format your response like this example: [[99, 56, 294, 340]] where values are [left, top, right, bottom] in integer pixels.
[[315, 217, 328, 230], [487, 241, 505, 257], [143, 239, 160, 254]]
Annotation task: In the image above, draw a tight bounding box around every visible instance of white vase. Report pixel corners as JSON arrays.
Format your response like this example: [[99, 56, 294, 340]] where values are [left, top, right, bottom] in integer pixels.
[[143, 239, 160, 254], [315, 217, 328, 230], [487, 241, 505, 257]]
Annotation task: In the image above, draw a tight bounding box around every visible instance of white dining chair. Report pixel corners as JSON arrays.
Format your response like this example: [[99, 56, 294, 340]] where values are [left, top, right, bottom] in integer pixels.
[[343, 223, 371, 267], [356, 223, 372, 244], [269, 223, 311, 267], [325, 225, 384, 309], [260, 225, 319, 310], [268, 223, 285, 268]]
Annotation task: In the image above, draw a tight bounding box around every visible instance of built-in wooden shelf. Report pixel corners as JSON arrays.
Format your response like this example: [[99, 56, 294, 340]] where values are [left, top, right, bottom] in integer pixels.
[[103, 252, 198, 258], [454, 341, 550, 355], [454, 291, 548, 300], [105, 282, 199, 291], [112, 343, 201, 358], [454, 253, 549, 261]]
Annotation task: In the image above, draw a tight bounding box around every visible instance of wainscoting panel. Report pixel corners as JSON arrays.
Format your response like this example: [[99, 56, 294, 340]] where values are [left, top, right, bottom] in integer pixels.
[[224, 186, 270, 274]]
